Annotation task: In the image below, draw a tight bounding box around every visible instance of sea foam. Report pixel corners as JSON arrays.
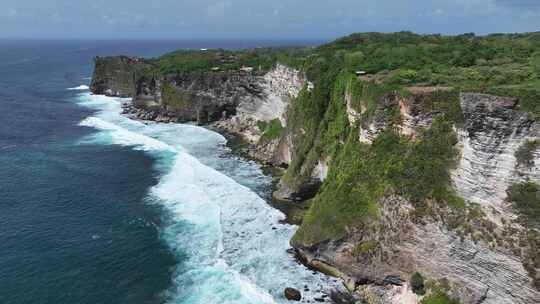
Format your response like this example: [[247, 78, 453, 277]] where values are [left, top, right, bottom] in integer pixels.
[[68, 85, 90, 90], [74, 92, 339, 303]]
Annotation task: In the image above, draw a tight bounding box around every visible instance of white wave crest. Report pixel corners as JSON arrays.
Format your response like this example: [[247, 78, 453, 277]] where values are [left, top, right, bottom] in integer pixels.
[[79, 117, 174, 153], [68, 85, 90, 90], [74, 92, 340, 303]]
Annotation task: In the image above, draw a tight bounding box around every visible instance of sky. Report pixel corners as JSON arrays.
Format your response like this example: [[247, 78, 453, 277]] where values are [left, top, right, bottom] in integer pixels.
[[1, 0, 540, 40]]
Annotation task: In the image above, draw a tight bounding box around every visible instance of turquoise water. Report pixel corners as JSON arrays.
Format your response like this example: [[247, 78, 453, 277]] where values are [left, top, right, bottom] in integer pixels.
[[0, 40, 336, 304]]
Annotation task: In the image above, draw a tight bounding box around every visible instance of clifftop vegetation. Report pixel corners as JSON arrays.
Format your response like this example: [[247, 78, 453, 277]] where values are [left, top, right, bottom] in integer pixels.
[[153, 47, 310, 75], [152, 31, 540, 116]]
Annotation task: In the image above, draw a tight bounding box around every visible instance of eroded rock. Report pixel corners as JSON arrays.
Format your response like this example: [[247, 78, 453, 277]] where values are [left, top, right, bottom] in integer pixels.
[[284, 287, 302, 301]]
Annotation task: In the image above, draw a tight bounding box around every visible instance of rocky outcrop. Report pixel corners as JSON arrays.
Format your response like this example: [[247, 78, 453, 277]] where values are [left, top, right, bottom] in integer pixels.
[[358, 92, 399, 144], [214, 64, 308, 164], [296, 193, 539, 304], [357, 87, 452, 144], [127, 71, 261, 124], [90, 56, 153, 97], [91, 58, 308, 166], [284, 287, 302, 301]]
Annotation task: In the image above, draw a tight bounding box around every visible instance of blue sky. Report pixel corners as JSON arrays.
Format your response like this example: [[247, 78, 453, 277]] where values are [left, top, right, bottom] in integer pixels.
[[1, 0, 540, 39]]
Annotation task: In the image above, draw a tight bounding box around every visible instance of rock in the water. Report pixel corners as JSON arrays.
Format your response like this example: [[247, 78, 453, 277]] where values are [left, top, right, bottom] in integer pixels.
[[284, 288, 302, 301]]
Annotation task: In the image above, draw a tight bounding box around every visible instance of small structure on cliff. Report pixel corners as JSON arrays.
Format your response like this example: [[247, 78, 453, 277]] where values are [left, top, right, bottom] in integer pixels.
[[240, 66, 254, 73]]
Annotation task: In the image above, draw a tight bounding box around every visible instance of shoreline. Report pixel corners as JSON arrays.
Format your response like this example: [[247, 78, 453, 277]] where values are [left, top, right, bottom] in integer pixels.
[[115, 97, 350, 300], [209, 125, 312, 226], [120, 99, 313, 226], [92, 94, 346, 303]]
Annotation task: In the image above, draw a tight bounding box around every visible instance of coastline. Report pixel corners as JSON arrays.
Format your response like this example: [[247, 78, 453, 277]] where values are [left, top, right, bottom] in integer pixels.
[[210, 125, 312, 226], [120, 99, 313, 227], [113, 95, 346, 301], [83, 91, 345, 303]]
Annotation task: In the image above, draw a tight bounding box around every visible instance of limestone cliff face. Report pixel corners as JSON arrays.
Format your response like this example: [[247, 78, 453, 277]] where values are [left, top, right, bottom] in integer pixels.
[[129, 71, 260, 124], [452, 93, 539, 222], [297, 194, 539, 304], [355, 87, 452, 144], [295, 91, 540, 304], [214, 64, 308, 165], [90, 58, 308, 165]]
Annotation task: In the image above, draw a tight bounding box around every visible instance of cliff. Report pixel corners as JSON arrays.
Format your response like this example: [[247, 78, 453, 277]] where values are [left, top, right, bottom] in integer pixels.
[[90, 31, 540, 304], [292, 91, 539, 304], [90, 56, 153, 97]]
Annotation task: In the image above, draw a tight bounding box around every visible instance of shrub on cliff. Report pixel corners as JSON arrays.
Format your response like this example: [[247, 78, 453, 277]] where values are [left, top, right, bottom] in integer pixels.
[[257, 119, 284, 142], [515, 140, 540, 166], [411, 272, 426, 295], [292, 114, 462, 246], [282, 31, 539, 246], [421, 292, 460, 304], [506, 182, 540, 225]]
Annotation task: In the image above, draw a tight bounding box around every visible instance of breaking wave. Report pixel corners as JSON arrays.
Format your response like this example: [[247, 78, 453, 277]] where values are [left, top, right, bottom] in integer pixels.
[[75, 91, 339, 303], [68, 85, 90, 90]]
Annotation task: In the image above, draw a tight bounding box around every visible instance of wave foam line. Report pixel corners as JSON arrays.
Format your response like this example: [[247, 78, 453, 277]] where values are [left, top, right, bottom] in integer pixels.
[[79, 117, 174, 153], [74, 91, 339, 303], [68, 85, 90, 90], [78, 113, 279, 303]]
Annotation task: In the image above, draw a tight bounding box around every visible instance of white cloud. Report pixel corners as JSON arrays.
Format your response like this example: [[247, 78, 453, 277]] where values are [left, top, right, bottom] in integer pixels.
[[1, 0, 540, 39]]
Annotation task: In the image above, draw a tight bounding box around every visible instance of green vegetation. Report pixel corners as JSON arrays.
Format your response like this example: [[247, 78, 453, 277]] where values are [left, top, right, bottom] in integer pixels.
[[506, 182, 540, 224], [398, 116, 462, 206], [153, 31, 540, 115], [411, 272, 426, 295], [292, 111, 462, 245], [522, 228, 540, 289], [257, 119, 284, 142], [412, 90, 463, 123], [353, 240, 380, 257], [515, 140, 540, 166], [154, 47, 309, 75], [283, 32, 540, 246], [150, 31, 540, 252], [421, 292, 460, 304], [293, 114, 462, 245], [289, 31, 540, 118], [506, 182, 540, 288]]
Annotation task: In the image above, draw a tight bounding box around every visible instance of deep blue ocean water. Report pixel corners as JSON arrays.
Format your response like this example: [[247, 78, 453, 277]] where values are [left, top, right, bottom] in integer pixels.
[[0, 40, 337, 304]]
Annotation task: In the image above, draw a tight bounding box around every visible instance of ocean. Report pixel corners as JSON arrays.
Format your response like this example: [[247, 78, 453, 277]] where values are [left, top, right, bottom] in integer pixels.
[[0, 40, 337, 304]]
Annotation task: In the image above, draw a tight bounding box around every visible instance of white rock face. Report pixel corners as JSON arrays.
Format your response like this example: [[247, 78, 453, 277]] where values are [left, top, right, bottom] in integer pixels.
[[311, 158, 329, 181], [355, 92, 438, 145], [398, 97, 437, 138], [451, 93, 540, 222], [345, 89, 361, 126], [359, 123, 379, 144], [309, 92, 540, 304], [306, 193, 539, 304], [214, 64, 307, 163], [264, 64, 307, 124]]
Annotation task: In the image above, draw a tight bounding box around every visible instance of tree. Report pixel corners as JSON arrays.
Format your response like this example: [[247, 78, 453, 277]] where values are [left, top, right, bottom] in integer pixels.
[[345, 51, 365, 70], [411, 272, 426, 295]]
